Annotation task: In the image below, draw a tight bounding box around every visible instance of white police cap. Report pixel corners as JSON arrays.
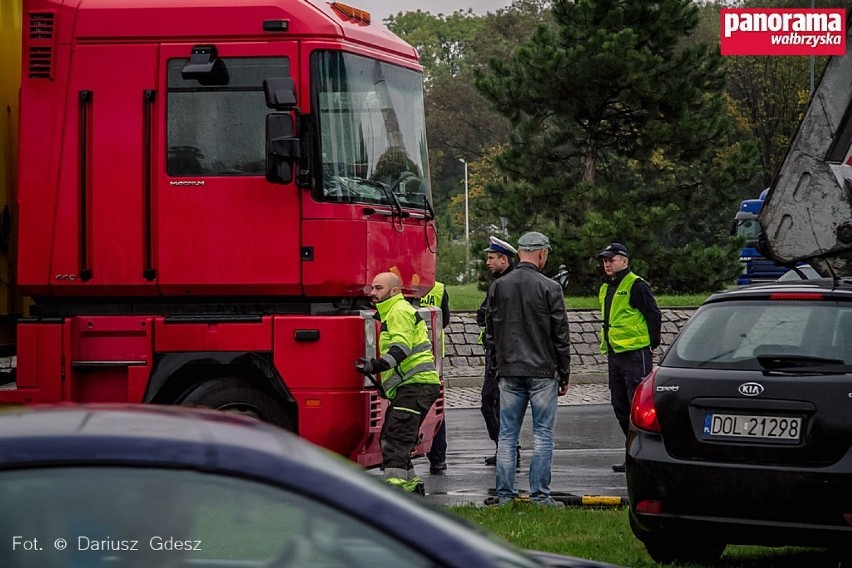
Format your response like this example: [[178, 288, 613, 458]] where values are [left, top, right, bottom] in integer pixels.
[[483, 236, 517, 256]]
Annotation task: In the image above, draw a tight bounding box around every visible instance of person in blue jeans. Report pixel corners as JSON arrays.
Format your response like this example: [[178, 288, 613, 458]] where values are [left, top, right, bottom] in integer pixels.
[[484, 231, 571, 507]]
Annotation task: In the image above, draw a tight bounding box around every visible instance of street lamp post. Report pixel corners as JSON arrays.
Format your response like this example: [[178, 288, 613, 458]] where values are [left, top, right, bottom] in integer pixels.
[[459, 158, 469, 282]]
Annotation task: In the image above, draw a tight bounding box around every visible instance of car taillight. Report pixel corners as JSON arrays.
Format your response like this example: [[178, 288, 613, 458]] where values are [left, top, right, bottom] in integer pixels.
[[769, 292, 824, 301], [630, 368, 660, 433], [636, 499, 664, 515]]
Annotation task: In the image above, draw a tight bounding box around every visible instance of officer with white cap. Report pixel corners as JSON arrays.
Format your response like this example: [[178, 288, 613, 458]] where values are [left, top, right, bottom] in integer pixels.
[[476, 236, 519, 466], [484, 236, 516, 258]]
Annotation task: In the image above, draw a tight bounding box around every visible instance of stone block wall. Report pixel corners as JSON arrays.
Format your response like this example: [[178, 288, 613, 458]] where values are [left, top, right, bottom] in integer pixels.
[[443, 309, 696, 378]]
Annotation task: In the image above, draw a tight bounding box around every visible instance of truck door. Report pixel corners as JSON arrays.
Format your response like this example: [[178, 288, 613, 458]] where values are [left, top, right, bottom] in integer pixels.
[[46, 43, 160, 294], [156, 43, 301, 296]]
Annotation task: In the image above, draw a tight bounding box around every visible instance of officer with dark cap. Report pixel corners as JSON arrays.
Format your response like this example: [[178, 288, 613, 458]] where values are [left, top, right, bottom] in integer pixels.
[[597, 242, 661, 472], [476, 236, 520, 467]]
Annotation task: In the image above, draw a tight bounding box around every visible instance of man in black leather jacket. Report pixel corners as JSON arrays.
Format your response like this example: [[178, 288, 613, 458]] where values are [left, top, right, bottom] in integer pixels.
[[485, 231, 571, 507]]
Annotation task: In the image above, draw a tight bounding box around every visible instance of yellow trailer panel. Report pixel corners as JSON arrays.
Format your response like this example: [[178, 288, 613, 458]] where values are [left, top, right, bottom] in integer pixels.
[[0, 0, 21, 346]]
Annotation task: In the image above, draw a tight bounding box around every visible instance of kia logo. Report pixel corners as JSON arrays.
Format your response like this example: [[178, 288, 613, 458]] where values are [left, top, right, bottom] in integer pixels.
[[738, 382, 764, 396]]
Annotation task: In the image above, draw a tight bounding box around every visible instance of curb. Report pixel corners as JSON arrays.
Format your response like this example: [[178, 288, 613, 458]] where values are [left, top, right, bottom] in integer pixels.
[[483, 494, 628, 508], [553, 494, 628, 508]]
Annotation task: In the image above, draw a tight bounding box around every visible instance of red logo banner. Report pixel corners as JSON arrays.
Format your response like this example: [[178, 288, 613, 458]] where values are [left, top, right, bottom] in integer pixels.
[[720, 8, 846, 56]]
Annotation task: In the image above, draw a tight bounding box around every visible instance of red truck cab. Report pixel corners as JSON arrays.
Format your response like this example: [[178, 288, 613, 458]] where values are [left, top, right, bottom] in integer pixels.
[[2, 0, 442, 467]]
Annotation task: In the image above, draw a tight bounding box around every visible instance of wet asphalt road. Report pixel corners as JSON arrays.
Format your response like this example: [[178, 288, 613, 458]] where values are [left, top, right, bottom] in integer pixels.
[[414, 404, 627, 507]]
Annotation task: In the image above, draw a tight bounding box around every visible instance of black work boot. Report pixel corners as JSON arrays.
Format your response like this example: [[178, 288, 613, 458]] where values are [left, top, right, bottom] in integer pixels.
[[485, 445, 522, 467], [485, 444, 498, 465]]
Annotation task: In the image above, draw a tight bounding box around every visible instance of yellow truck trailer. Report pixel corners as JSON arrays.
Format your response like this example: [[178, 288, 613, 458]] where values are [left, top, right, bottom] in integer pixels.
[[0, 0, 21, 349]]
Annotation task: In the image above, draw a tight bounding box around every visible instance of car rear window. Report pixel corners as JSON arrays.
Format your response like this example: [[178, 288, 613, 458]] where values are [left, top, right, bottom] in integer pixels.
[[664, 299, 852, 370]]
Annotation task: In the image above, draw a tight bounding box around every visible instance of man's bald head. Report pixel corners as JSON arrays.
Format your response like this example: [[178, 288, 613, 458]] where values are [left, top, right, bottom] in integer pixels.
[[376, 272, 402, 288], [371, 272, 402, 303]]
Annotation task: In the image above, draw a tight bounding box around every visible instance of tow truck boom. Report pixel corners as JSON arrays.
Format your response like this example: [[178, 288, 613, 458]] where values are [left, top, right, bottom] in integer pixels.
[[758, 31, 852, 276]]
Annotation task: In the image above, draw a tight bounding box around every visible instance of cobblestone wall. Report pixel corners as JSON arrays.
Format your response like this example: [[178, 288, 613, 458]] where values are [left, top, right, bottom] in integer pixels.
[[444, 309, 695, 378]]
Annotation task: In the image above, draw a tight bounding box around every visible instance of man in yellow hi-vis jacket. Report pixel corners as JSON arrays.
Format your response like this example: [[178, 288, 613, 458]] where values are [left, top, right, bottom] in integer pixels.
[[356, 272, 441, 493], [598, 242, 661, 473]]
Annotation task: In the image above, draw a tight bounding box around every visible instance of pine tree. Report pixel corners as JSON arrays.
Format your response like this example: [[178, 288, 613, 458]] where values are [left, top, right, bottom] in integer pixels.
[[475, 0, 752, 292]]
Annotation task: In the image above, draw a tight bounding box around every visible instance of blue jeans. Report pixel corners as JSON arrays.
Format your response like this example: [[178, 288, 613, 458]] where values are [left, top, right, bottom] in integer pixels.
[[496, 377, 558, 502]]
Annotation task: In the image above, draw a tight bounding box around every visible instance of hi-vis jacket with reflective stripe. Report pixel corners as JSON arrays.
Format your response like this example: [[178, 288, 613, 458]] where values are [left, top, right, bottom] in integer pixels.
[[598, 271, 651, 353], [374, 293, 440, 399]]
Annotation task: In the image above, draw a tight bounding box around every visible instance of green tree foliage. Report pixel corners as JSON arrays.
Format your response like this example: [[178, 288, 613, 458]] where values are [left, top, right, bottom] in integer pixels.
[[725, 55, 816, 187], [477, 0, 728, 183], [387, 0, 824, 290], [470, 0, 554, 67], [694, 1, 829, 189], [388, 2, 552, 284], [435, 240, 468, 284], [474, 0, 753, 292], [385, 9, 483, 83]]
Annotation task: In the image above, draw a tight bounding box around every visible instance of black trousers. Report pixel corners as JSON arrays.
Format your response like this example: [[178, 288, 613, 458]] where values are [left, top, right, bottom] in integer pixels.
[[480, 350, 500, 445], [608, 347, 653, 436], [426, 417, 446, 464], [381, 383, 441, 470]]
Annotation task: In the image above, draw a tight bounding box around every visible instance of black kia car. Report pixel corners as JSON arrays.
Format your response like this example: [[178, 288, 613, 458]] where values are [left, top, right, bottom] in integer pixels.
[[626, 278, 852, 563]]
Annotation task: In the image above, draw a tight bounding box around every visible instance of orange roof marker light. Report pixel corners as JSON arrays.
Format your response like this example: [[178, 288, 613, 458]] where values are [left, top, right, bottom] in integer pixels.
[[331, 2, 371, 24]]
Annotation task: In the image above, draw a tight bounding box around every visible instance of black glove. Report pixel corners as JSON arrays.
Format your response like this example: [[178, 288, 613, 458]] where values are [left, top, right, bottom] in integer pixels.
[[557, 369, 570, 388], [355, 357, 390, 376], [355, 357, 375, 375]]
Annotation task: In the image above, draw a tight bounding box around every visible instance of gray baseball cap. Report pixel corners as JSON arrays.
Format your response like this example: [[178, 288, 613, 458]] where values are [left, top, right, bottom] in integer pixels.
[[517, 231, 552, 251]]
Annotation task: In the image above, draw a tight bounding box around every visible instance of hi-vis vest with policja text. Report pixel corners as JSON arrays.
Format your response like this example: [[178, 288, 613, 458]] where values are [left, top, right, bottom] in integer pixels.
[[421, 282, 445, 356], [599, 272, 651, 353]]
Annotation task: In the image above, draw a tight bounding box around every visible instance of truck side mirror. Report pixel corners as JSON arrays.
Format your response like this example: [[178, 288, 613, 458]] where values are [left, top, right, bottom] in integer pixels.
[[264, 77, 297, 110], [266, 114, 300, 184]]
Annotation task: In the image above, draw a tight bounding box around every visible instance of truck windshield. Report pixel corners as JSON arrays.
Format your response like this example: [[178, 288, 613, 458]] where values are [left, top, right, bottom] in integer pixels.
[[313, 51, 431, 209], [735, 216, 761, 245]]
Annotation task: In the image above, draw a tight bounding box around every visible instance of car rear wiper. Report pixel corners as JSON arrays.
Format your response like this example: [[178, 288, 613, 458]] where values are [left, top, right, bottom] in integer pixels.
[[757, 354, 848, 374]]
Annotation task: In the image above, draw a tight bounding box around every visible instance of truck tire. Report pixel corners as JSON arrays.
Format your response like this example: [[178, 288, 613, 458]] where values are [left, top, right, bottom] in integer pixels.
[[178, 376, 295, 431]]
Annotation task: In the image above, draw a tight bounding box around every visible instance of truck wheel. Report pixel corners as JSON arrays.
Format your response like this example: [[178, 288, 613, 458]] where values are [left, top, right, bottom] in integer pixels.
[[178, 377, 294, 431]]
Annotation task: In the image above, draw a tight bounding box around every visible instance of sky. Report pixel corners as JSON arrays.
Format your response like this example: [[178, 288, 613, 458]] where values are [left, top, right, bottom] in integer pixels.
[[351, 0, 514, 23]]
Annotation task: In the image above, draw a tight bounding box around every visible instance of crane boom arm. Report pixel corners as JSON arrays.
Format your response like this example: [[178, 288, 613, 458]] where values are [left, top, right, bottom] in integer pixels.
[[758, 28, 852, 276]]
